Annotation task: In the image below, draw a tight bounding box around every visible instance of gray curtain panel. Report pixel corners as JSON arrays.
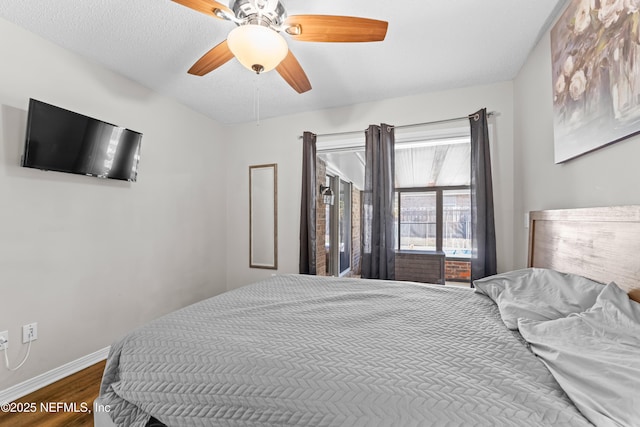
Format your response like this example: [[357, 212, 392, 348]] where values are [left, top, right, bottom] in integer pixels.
[[361, 124, 396, 280], [469, 109, 497, 281], [299, 131, 317, 274]]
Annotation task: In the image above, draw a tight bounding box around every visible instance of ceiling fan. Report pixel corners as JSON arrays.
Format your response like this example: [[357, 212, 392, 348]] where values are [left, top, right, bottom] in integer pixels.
[[172, 0, 388, 94]]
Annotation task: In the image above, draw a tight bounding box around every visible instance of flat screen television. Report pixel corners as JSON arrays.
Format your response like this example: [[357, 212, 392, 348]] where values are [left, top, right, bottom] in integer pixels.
[[21, 99, 143, 182]]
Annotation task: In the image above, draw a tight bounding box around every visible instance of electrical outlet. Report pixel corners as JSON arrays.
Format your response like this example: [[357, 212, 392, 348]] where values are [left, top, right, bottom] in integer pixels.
[[22, 323, 37, 344], [0, 330, 8, 349]]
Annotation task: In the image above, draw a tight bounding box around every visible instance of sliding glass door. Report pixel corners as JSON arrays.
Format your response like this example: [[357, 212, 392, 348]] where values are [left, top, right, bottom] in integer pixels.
[[326, 176, 352, 276]]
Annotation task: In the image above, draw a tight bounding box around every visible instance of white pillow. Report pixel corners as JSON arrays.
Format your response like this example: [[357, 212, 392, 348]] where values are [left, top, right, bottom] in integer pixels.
[[473, 268, 604, 330], [519, 283, 640, 427]]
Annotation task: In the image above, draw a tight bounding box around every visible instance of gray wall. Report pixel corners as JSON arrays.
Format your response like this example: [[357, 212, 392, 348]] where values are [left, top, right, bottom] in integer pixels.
[[225, 82, 515, 290], [513, 31, 640, 268], [0, 17, 228, 389]]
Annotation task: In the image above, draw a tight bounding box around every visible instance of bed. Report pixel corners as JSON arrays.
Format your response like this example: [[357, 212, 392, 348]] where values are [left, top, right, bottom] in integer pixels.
[[95, 206, 640, 427]]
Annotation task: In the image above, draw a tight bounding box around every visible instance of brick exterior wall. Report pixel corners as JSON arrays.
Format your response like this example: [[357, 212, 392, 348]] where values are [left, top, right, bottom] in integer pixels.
[[445, 260, 471, 282], [316, 160, 328, 276]]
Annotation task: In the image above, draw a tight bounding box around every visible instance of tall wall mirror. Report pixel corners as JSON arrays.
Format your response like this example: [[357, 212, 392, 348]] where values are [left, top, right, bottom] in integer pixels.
[[249, 164, 278, 269]]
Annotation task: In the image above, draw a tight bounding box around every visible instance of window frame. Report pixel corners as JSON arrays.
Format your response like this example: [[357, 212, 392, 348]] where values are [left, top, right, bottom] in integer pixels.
[[395, 185, 470, 257], [325, 174, 354, 277]]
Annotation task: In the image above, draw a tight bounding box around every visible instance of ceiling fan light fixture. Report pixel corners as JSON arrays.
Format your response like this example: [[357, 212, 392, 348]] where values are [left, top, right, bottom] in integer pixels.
[[227, 25, 288, 74]]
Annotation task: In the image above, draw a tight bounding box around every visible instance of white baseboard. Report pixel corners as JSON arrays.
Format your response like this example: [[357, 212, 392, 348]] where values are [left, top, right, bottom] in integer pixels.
[[0, 346, 110, 404]]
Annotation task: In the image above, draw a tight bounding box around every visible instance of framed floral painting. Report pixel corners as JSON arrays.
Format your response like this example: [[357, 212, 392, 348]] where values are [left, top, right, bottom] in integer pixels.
[[551, 0, 640, 163]]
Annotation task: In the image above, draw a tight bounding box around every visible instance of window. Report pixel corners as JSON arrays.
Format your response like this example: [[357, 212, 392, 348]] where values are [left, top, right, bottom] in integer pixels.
[[394, 133, 471, 259], [396, 191, 437, 251], [443, 190, 471, 257], [316, 126, 471, 282]]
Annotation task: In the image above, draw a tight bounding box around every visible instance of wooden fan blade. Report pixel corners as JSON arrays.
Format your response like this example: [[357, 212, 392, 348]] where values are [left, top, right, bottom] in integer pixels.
[[188, 40, 234, 76], [285, 15, 388, 42], [276, 50, 311, 94], [171, 0, 233, 20]]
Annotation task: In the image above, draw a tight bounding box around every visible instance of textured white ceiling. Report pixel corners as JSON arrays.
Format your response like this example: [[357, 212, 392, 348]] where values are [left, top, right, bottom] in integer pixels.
[[0, 0, 567, 125]]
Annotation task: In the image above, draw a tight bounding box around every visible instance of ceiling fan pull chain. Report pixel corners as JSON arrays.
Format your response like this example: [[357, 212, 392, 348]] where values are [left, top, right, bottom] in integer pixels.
[[254, 76, 261, 126]]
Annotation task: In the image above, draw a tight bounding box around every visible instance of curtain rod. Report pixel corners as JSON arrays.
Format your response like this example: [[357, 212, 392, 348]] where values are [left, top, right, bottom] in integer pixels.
[[299, 111, 497, 140]]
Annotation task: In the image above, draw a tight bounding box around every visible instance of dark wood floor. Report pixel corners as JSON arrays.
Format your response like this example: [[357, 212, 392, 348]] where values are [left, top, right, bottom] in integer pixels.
[[0, 360, 106, 427]]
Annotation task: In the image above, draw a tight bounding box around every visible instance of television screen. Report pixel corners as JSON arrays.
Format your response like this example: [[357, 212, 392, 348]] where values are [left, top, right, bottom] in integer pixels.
[[22, 99, 142, 182]]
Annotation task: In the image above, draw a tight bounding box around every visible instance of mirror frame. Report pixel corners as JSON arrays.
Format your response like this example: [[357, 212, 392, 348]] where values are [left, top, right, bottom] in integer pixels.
[[249, 163, 278, 269]]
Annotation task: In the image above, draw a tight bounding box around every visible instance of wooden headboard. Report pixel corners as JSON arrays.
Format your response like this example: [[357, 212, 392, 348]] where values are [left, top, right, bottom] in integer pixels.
[[528, 206, 640, 303]]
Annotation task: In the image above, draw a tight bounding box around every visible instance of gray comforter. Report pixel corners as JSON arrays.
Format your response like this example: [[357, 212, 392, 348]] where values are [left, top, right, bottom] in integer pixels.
[[100, 275, 592, 426]]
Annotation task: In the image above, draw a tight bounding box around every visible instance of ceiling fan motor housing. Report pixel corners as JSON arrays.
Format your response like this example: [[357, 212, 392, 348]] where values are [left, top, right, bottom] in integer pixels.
[[229, 0, 287, 28]]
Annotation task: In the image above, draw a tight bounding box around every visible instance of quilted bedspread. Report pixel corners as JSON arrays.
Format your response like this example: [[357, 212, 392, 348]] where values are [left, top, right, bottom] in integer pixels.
[[100, 275, 592, 426]]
